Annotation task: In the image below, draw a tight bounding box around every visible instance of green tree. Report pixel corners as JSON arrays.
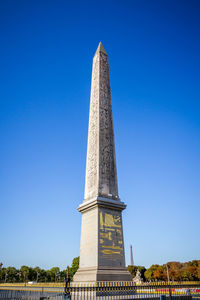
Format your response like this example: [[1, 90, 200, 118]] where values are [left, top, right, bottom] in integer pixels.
[[33, 267, 41, 282], [137, 266, 146, 280], [38, 269, 47, 282], [49, 267, 60, 282], [144, 265, 160, 281], [127, 265, 146, 281], [0, 267, 8, 283], [198, 261, 200, 280], [69, 257, 79, 281], [127, 265, 138, 278], [60, 270, 67, 282], [20, 266, 30, 283], [6, 267, 18, 283]]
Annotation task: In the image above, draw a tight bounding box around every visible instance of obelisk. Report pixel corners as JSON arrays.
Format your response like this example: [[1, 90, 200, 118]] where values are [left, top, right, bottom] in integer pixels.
[[130, 245, 134, 266], [73, 42, 132, 282]]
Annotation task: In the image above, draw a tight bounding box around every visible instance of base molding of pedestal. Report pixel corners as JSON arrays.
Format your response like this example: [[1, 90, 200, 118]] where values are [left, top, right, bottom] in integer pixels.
[[73, 267, 132, 282]]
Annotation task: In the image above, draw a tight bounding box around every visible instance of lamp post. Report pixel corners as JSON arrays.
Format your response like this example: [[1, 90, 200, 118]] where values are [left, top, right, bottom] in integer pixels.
[[24, 272, 26, 287], [166, 264, 172, 300], [36, 272, 39, 283], [166, 264, 170, 282], [4, 272, 8, 283], [65, 266, 71, 297]]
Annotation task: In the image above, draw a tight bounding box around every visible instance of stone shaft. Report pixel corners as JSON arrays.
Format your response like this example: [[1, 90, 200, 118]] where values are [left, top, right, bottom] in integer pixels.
[[84, 43, 118, 201], [73, 43, 132, 282]]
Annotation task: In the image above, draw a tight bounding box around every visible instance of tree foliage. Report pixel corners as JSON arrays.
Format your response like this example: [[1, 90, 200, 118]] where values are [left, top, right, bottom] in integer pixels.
[[0, 258, 199, 283], [128, 265, 146, 280], [0, 257, 79, 283], [144, 265, 159, 281], [144, 260, 200, 282], [69, 257, 79, 280]]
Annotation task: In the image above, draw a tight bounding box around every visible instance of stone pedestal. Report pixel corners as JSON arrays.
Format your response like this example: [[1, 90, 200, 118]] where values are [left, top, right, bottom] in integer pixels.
[[73, 197, 132, 282]]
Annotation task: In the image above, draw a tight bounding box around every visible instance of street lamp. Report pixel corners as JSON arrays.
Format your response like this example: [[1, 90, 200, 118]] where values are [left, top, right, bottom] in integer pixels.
[[165, 264, 172, 300], [24, 271, 26, 287], [166, 264, 170, 282], [65, 266, 71, 296], [36, 272, 39, 283]]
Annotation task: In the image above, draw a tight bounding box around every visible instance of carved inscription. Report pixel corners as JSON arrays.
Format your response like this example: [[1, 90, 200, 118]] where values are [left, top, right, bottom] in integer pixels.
[[99, 208, 125, 267], [98, 53, 118, 198], [84, 55, 99, 200], [84, 49, 119, 201]]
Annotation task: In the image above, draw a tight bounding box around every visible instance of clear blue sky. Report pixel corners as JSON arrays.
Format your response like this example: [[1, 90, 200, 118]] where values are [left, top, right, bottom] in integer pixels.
[[0, 0, 200, 270]]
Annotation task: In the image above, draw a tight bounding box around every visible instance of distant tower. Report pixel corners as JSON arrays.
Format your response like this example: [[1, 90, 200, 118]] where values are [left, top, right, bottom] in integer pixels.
[[130, 245, 134, 266], [73, 42, 132, 282]]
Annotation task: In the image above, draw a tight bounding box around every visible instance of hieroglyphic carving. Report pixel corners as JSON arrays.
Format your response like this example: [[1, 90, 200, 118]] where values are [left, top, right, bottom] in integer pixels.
[[99, 52, 118, 199], [99, 209, 125, 267], [84, 54, 99, 200], [84, 47, 119, 201]]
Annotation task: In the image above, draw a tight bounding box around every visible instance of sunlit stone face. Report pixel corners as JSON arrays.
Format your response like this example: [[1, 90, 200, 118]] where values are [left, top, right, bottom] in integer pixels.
[[84, 46, 119, 202], [79, 208, 98, 269]]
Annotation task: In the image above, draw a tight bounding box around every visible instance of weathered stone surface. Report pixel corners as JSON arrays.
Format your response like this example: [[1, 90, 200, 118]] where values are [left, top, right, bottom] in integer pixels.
[[79, 208, 98, 269], [84, 42, 119, 202], [73, 42, 132, 282]]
